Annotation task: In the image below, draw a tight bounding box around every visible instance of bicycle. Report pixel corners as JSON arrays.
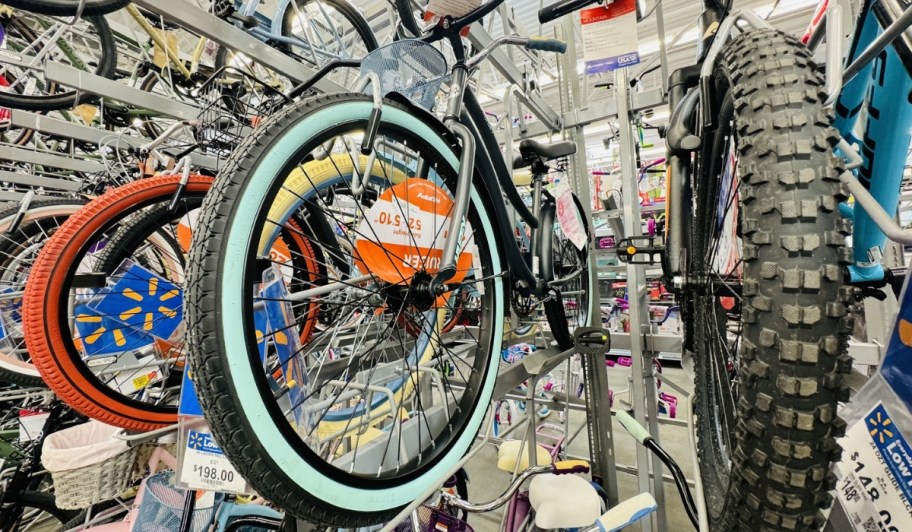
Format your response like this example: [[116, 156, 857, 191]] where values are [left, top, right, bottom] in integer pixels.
[[212, 0, 376, 73], [0, 6, 117, 111], [18, 71, 308, 430], [626, 0, 912, 527], [183, 0, 593, 524]]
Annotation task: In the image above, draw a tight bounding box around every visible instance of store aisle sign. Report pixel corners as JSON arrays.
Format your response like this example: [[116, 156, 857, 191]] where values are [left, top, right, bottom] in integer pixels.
[[835, 402, 912, 531], [581, 0, 641, 74]]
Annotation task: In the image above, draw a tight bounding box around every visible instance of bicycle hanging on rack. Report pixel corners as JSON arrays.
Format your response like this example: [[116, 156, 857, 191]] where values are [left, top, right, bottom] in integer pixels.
[[650, 0, 912, 528], [184, 0, 593, 525]]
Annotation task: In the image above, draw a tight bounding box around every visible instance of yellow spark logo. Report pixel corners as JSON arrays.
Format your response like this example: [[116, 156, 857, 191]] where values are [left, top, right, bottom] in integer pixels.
[[868, 411, 895, 444]]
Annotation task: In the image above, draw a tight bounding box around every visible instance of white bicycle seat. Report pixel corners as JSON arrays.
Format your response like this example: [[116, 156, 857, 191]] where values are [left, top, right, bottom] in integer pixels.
[[497, 440, 553, 472], [528, 473, 601, 529]]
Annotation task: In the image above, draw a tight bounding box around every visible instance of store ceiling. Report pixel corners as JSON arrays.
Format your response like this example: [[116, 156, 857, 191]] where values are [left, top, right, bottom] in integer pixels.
[[458, 0, 825, 166]]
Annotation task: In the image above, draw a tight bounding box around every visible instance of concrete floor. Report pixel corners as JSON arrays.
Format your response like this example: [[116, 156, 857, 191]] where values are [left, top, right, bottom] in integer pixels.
[[461, 364, 696, 532]]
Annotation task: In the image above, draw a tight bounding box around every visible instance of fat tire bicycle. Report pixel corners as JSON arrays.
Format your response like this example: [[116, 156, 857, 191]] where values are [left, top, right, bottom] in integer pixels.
[[642, 0, 912, 528]]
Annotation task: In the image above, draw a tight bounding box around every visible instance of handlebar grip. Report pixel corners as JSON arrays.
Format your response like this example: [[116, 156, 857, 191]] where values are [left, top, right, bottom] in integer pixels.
[[539, 0, 598, 24], [616, 410, 651, 444], [552, 459, 590, 475], [527, 37, 568, 54]]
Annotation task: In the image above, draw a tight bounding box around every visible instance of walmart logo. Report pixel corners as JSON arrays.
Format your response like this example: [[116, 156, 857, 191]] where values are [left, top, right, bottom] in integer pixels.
[[865, 404, 912, 500], [187, 430, 224, 455], [867, 409, 896, 445]]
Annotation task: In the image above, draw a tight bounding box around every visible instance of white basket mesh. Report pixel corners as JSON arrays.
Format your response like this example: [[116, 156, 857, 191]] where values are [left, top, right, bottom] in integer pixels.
[[359, 40, 449, 111]]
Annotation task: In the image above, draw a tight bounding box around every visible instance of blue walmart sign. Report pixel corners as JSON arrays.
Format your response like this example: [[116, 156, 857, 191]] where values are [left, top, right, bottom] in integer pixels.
[[187, 430, 224, 455], [866, 404, 912, 501]]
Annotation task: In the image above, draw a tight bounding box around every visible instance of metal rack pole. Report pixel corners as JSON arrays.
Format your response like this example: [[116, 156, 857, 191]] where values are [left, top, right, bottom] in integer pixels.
[[615, 66, 666, 531], [559, 15, 619, 506]]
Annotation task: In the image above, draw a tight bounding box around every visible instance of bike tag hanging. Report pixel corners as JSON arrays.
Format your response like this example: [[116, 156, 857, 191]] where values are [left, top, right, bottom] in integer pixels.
[[355, 178, 475, 285], [554, 184, 587, 251]]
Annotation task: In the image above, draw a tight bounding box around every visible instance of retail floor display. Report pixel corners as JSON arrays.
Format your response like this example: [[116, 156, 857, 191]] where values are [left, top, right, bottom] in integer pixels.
[[0, 0, 910, 531]]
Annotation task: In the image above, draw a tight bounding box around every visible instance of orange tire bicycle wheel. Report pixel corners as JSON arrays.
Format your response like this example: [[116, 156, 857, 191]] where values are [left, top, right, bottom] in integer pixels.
[[23, 175, 322, 430], [23, 176, 214, 430]]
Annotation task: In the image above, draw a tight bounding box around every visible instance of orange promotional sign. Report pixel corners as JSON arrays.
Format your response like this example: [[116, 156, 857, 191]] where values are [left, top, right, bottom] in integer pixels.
[[355, 179, 475, 285]]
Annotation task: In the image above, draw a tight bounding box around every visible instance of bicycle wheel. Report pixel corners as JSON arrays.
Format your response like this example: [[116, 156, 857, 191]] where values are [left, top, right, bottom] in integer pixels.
[[543, 192, 592, 349], [0, 0, 128, 17], [279, 0, 377, 62], [21, 177, 214, 429], [688, 29, 851, 529], [0, 11, 116, 111], [186, 93, 503, 526], [0, 490, 76, 531], [0, 199, 87, 388]]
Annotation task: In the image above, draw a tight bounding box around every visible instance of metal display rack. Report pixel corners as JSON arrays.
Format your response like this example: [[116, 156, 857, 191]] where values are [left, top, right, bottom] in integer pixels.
[[9, 2, 883, 531]]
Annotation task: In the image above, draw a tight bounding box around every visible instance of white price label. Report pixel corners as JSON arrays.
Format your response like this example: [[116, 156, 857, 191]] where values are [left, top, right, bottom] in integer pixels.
[[179, 430, 247, 494], [555, 185, 587, 251], [18, 410, 49, 442], [580, 0, 641, 74], [835, 402, 912, 531]]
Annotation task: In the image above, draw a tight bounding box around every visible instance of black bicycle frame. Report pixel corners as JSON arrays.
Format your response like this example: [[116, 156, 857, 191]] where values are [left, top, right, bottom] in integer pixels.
[[0, 402, 69, 528], [460, 89, 547, 291], [662, 0, 728, 283]]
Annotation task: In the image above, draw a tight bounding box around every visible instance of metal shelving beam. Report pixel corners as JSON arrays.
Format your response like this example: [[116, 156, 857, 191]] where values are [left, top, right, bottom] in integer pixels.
[[497, 87, 667, 143], [615, 66, 666, 532], [46, 63, 200, 121], [0, 145, 106, 174], [468, 26, 562, 132], [9, 110, 221, 171], [0, 170, 82, 191], [491, 346, 574, 400], [557, 13, 620, 507], [607, 332, 682, 353], [0, 191, 31, 202], [10, 110, 143, 148], [130, 0, 345, 93]]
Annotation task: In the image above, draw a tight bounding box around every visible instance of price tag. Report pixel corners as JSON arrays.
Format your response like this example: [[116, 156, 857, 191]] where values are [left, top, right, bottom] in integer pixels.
[[111, 354, 163, 396], [554, 184, 587, 251], [178, 429, 247, 494], [18, 409, 49, 442], [580, 0, 641, 74], [835, 402, 912, 531]]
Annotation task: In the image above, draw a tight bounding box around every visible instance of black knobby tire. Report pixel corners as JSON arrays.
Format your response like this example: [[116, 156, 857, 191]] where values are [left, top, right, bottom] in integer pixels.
[[0, 490, 77, 531], [93, 200, 201, 274], [0, 0, 129, 17], [543, 193, 592, 349], [0, 14, 117, 111], [690, 29, 852, 530]]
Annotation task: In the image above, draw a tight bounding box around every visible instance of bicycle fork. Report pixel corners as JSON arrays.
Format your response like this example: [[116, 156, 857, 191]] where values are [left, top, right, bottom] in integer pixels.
[[357, 60, 478, 294]]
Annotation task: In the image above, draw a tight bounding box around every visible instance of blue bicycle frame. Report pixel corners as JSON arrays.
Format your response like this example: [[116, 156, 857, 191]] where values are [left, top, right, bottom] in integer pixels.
[[833, 0, 912, 283]]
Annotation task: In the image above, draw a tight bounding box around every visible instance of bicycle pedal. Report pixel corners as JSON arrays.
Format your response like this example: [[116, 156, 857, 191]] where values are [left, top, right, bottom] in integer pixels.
[[616, 236, 665, 265], [573, 327, 611, 356]]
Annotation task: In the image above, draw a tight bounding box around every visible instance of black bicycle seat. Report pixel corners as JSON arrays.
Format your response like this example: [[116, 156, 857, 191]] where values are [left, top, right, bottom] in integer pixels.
[[573, 327, 611, 356], [514, 139, 577, 169]]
